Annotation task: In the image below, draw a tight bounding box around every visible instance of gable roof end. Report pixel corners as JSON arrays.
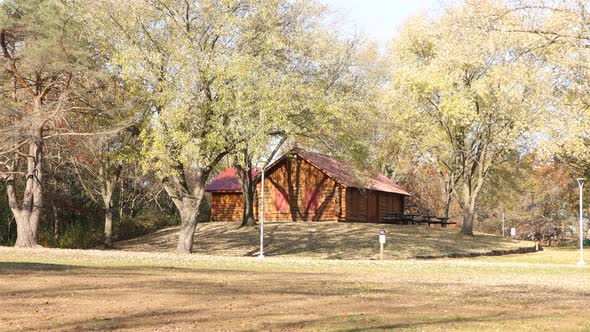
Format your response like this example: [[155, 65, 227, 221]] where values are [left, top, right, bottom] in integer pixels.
[[293, 149, 411, 196]]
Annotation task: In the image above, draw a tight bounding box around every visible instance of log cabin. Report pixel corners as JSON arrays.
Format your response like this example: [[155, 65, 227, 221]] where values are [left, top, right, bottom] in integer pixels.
[[206, 149, 411, 223]]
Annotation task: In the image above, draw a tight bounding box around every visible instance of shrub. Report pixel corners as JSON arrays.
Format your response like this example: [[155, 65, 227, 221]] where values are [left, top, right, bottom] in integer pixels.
[[58, 221, 102, 249], [0, 187, 16, 246], [117, 210, 179, 241]]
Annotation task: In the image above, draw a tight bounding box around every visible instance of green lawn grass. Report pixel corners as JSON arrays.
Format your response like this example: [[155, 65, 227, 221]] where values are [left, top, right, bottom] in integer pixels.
[[0, 246, 588, 331]]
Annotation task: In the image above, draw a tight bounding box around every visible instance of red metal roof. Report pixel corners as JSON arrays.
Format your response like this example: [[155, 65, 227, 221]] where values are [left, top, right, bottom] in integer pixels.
[[294, 149, 411, 196], [206, 167, 260, 192], [208, 150, 411, 195]]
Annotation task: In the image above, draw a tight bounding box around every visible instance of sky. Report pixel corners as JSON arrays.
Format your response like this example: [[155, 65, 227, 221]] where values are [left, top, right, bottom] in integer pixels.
[[321, 0, 442, 47]]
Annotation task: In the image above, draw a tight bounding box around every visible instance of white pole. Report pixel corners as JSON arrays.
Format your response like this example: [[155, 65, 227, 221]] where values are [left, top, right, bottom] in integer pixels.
[[258, 167, 265, 258], [502, 210, 505, 237], [379, 230, 385, 260], [577, 178, 585, 265]]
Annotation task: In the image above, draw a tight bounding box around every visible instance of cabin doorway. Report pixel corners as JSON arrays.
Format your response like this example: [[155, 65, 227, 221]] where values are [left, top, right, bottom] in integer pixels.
[[367, 191, 378, 222]]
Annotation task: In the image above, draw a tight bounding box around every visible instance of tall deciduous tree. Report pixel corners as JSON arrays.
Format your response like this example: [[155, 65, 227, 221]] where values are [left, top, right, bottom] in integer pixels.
[[0, 0, 90, 247], [230, 34, 381, 227], [70, 134, 127, 248], [67, 72, 145, 248], [84, 0, 363, 253], [490, 1, 590, 168], [386, 2, 549, 235]]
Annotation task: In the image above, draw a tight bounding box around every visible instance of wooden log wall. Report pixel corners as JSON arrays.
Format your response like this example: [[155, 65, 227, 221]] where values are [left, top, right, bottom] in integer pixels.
[[345, 188, 404, 222], [257, 156, 340, 221], [210, 192, 243, 221]]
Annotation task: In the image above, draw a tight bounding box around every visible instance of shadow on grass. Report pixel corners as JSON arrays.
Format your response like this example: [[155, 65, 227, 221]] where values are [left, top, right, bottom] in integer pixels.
[[0, 262, 80, 272], [9, 309, 207, 332], [115, 222, 536, 260], [329, 312, 543, 331]]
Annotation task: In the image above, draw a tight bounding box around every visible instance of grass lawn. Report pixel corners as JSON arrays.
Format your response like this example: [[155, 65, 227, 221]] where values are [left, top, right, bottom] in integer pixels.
[[116, 222, 536, 259], [1, 246, 589, 331]]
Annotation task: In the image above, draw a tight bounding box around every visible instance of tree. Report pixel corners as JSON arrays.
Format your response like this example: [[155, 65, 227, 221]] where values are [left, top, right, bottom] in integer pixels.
[[67, 72, 145, 248], [233, 139, 286, 227], [83, 0, 364, 253], [70, 134, 126, 248], [386, 2, 549, 235], [229, 34, 380, 227], [0, 0, 91, 247], [456, 1, 590, 169]]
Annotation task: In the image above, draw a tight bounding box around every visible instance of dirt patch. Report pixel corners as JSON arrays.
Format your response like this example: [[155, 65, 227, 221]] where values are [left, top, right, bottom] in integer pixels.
[[116, 222, 536, 259]]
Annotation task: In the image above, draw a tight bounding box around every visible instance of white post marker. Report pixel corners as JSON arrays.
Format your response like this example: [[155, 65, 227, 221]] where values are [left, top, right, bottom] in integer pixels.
[[258, 167, 265, 259], [379, 229, 386, 260], [577, 178, 586, 265], [510, 227, 516, 238]]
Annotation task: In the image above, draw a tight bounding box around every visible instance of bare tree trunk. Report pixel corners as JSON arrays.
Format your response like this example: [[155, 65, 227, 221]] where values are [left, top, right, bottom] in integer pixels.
[[100, 167, 120, 248], [442, 194, 452, 219], [52, 203, 59, 243], [164, 169, 210, 254], [462, 199, 475, 235], [461, 169, 485, 236], [102, 181, 114, 248], [175, 197, 201, 254], [242, 190, 256, 226], [162, 148, 225, 254], [103, 199, 114, 248], [119, 177, 124, 221], [102, 178, 119, 248], [236, 165, 256, 227], [461, 173, 477, 236], [242, 191, 256, 226], [8, 137, 43, 248], [14, 213, 38, 247], [438, 165, 459, 219], [234, 138, 286, 227]]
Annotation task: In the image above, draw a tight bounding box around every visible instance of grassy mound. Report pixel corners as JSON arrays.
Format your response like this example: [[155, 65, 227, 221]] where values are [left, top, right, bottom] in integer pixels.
[[116, 222, 535, 260]]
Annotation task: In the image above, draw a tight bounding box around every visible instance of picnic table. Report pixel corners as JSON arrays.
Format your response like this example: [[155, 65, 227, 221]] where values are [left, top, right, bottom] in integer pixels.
[[383, 213, 419, 225], [382, 214, 456, 227]]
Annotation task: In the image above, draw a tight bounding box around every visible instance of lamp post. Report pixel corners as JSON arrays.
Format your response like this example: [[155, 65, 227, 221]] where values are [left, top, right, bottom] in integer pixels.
[[577, 178, 586, 265], [258, 165, 266, 259], [530, 191, 535, 240]]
